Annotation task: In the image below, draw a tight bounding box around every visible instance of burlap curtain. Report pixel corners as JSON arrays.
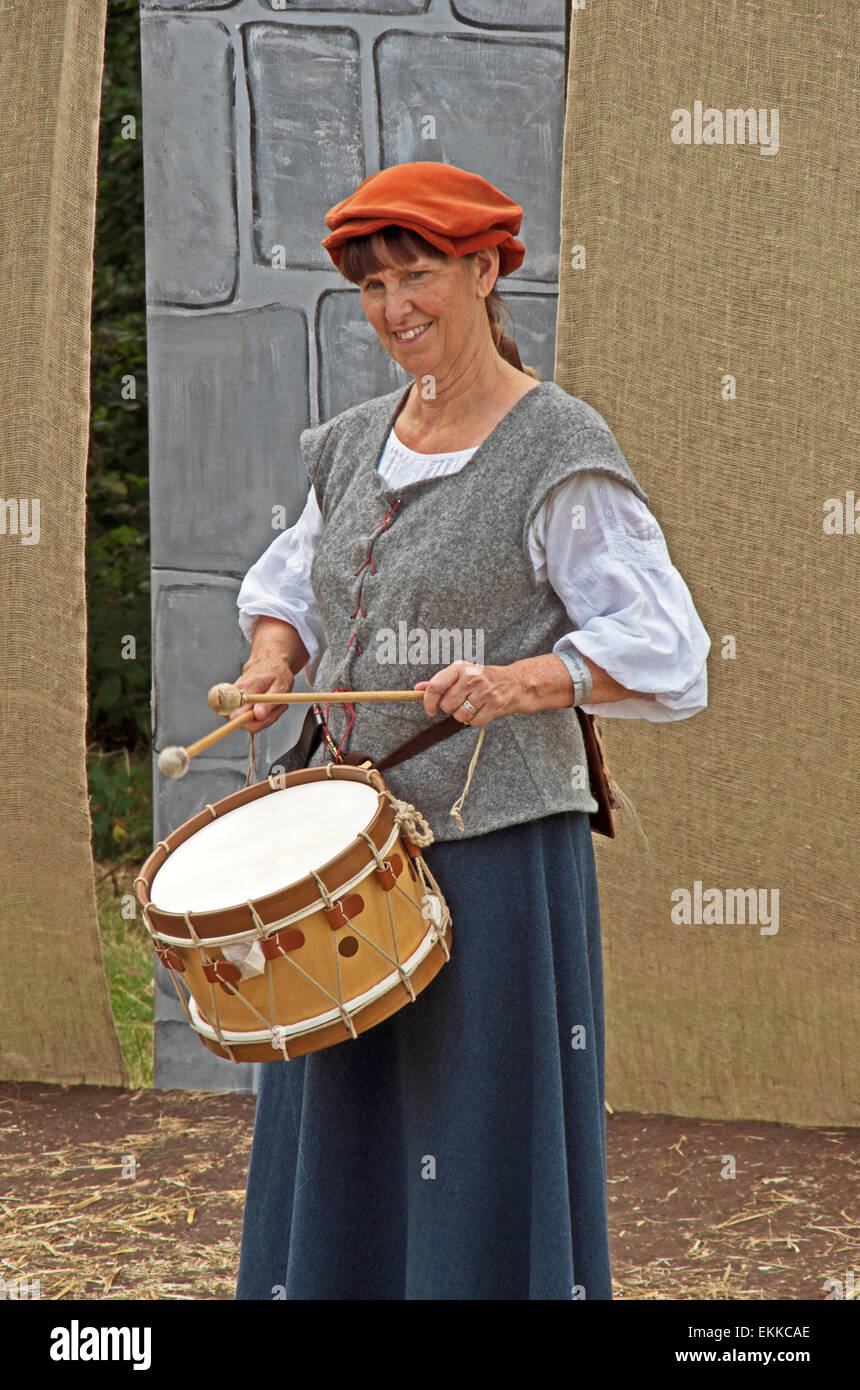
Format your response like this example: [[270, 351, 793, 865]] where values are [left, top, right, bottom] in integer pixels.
[[0, 0, 126, 1085], [556, 2, 858, 1125]]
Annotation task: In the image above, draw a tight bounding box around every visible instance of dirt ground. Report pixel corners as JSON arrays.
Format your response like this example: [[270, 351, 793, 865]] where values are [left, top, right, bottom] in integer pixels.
[[0, 1081, 856, 1300]]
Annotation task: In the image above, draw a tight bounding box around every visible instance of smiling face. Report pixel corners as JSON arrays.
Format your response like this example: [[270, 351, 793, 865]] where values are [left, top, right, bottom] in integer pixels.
[[347, 230, 499, 379]]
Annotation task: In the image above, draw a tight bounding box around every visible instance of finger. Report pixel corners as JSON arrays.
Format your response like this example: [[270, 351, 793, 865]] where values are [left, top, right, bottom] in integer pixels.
[[437, 673, 480, 717], [224, 700, 284, 732], [445, 673, 499, 722], [235, 671, 294, 724], [236, 666, 295, 695], [454, 701, 482, 724], [420, 664, 468, 717], [251, 702, 287, 731], [465, 699, 495, 728], [234, 675, 270, 698], [420, 679, 447, 717]]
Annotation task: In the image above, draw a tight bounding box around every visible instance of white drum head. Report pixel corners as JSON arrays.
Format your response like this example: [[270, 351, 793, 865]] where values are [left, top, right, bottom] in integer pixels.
[[149, 779, 380, 914]]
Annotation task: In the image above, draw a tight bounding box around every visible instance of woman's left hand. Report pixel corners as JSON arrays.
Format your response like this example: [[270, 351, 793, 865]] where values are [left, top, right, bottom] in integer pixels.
[[415, 660, 526, 727]]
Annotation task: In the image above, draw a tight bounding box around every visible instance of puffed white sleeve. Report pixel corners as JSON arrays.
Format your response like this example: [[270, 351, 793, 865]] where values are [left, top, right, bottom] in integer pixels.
[[236, 486, 327, 682], [530, 472, 711, 720]]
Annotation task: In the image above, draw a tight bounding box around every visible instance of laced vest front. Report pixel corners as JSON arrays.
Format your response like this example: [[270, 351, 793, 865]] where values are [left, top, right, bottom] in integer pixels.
[[302, 380, 648, 842]]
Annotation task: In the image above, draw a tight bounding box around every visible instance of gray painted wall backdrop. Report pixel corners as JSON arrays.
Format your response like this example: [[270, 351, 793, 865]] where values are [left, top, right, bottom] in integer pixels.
[[140, 0, 567, 1093]]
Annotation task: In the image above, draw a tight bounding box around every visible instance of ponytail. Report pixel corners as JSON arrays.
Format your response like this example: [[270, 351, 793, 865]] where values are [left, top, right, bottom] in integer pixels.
[[483, 283, 539, 378]]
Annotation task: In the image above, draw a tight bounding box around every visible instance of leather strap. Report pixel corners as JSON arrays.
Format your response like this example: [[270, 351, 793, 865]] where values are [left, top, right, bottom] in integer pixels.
[[575, 706, 617, 839], [346, 713, 468, 773], [317, 703, 616, 839]]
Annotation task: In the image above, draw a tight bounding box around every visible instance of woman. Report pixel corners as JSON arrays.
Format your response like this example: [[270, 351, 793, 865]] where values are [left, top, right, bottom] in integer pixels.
[[231, 162, 709, 1300]]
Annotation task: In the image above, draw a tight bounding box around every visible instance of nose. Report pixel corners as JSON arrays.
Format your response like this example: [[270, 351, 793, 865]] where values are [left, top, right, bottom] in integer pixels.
[[382, 286, 415, 325]]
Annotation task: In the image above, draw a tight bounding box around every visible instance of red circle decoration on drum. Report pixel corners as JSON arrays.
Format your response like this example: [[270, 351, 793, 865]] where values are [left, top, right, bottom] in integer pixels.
[[133, 764, 451, 1062]]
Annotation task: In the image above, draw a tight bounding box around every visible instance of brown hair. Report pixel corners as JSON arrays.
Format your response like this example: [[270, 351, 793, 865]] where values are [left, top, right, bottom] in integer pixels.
[[338, 226, 537, 376]]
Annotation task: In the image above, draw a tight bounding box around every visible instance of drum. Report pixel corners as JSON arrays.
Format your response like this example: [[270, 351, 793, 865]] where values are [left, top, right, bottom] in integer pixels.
[[134, 763, 451, 1062]]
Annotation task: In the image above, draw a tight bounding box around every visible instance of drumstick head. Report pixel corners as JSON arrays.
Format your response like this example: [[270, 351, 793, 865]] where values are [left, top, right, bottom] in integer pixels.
[[158, 745, 190, 779], [208, 682, 242, 714]]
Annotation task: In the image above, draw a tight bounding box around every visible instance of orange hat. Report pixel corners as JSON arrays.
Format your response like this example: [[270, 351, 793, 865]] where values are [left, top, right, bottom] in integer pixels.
[[322, 161, 525, 276]]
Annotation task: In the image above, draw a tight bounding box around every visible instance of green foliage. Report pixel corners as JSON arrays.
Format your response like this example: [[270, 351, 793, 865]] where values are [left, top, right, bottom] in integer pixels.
[[96, 863, 154, 1089], [88, 7, 156, 1087], [88, 0, 151, 751], [88, 747, 153, 863]]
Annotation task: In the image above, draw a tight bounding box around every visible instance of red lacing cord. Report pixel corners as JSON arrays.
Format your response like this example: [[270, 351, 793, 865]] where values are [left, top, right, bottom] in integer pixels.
[[332, 501, 398, 760], [378, 499, 400, 531], [354, 501, 400, 575], [322, 688, 355, 763]]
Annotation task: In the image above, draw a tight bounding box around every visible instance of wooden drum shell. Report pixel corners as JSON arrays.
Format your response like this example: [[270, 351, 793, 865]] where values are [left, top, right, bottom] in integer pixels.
[[134, 764, 451, 1062]]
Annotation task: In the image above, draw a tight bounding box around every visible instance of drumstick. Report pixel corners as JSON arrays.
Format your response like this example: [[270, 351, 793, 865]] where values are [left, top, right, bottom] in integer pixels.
[[207, 682, 424, 714], [157, 706, 256, 780], [159, 687, 428, 779]]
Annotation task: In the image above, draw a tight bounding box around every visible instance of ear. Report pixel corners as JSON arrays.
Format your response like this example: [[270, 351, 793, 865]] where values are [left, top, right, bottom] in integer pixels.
[[469, 245, 500, 298]]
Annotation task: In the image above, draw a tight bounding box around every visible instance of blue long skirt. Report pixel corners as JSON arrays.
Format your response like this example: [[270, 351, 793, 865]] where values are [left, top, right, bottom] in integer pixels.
[[235, 810, 612, 1301]]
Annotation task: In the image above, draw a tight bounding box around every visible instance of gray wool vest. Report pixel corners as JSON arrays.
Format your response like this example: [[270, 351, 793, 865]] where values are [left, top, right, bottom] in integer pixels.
[[302, 379, 649, 842]]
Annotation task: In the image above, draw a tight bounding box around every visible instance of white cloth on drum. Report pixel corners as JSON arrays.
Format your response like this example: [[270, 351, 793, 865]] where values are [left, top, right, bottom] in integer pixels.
[[237, 427, 710, 722], [221, 938, 268, 978]]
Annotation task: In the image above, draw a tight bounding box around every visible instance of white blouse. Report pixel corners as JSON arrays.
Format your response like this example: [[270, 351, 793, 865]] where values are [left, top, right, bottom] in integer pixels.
[[237, 427, 710, 720]]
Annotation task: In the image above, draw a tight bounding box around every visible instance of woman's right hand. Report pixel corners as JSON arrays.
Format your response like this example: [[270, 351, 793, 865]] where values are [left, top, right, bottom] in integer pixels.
[[231, 656, 295, 733], [227, 617, 309, 733]]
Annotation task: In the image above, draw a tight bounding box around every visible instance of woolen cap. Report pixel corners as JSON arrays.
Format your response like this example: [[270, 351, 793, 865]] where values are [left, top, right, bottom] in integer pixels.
[[322, 161, 525, 276]]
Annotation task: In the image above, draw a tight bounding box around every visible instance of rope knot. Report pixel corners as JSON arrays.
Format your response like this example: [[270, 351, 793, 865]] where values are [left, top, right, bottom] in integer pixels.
[[386, 794, 435, 847]]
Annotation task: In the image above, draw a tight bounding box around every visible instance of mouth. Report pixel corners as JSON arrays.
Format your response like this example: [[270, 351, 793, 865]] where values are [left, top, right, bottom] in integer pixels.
[[392, 321, 432, 344]]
